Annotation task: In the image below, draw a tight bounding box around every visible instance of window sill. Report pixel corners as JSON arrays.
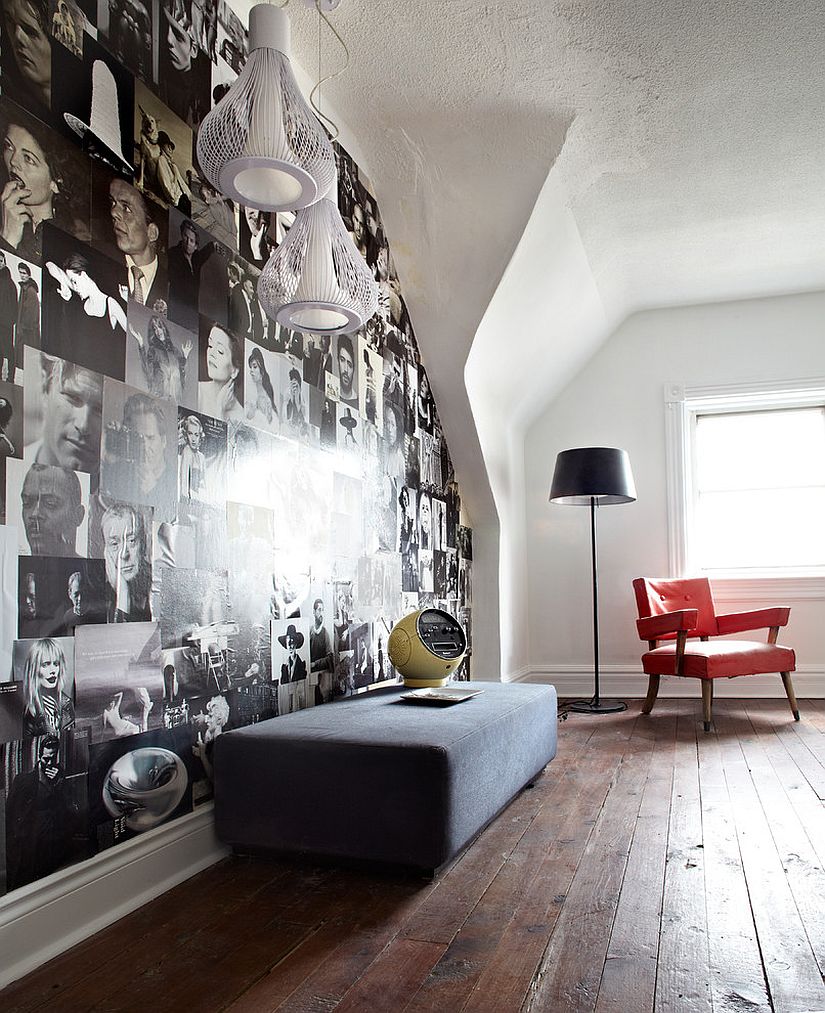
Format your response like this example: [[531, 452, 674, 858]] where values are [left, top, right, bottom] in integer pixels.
[[708, 574, 825, 603]]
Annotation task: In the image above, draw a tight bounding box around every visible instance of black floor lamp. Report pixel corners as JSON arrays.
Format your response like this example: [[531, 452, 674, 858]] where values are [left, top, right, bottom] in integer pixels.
[[549, 447, 636, 714]]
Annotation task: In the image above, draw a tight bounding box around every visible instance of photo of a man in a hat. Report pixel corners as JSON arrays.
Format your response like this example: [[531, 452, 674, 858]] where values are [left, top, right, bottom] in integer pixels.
[[275, 622, 307, 684]]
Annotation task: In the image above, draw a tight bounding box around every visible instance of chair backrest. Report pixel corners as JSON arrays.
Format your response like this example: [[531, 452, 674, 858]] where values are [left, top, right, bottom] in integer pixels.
[[632, 577, 719, 638]]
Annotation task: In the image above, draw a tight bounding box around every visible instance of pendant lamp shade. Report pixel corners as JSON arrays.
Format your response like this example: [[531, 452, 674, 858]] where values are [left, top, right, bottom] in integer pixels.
[[258, 192, 379, 335], [196, 4, 336, 212]]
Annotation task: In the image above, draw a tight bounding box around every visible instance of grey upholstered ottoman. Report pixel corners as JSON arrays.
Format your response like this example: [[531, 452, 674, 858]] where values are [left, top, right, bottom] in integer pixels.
[[213, 681, 557, 872]]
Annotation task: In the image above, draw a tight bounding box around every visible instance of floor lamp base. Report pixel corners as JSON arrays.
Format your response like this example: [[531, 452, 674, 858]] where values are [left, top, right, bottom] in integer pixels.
[[568, 699, 627, 715]]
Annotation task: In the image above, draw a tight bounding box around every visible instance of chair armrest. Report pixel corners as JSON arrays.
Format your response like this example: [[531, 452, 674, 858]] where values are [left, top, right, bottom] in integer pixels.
[[636, 609, 699, 641], [716, 607, 790, 636]]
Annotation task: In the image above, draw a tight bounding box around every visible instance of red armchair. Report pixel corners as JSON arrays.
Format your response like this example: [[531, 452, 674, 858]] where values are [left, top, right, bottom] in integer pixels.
[[632, 577, 798, 732]]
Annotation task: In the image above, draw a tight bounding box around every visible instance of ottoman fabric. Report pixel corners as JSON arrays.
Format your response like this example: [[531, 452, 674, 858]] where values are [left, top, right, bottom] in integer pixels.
[[214, 681, 557, 871]]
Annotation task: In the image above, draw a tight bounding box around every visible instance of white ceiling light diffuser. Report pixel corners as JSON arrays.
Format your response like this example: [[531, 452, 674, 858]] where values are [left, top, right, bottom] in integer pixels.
[[196, 3, 336, 212], [258, 181, 379, 334]]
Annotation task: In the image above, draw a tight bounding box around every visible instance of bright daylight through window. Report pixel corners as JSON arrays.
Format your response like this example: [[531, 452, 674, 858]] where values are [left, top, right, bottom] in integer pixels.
[[693, 406, 825, 575]]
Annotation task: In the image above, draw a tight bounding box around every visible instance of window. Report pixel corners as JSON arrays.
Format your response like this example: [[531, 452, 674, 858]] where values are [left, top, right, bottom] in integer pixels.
[[665, 379, 825, 599]]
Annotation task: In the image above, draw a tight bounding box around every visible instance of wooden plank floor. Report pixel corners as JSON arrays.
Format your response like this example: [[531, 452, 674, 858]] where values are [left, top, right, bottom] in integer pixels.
[[3, 698, 825, 1013]]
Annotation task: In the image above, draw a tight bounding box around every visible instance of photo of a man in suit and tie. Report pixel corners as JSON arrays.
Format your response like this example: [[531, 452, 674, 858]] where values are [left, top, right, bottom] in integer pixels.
[[108, 178, 168, 307]]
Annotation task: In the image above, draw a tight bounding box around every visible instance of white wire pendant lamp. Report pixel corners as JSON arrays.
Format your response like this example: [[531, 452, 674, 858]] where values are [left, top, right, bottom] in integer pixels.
[[258, 178, 379, 334], [196, 3, 336, 212]]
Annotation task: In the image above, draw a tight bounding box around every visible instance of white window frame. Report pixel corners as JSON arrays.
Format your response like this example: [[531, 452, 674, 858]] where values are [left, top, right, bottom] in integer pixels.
[[664, 378, 825, 602]]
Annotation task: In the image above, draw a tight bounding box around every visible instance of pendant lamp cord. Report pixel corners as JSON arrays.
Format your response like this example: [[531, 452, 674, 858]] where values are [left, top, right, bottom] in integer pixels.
[[308, 0, 349, 141]]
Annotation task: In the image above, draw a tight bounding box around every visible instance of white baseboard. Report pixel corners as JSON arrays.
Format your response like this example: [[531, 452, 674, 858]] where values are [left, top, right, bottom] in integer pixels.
[[516, 664, 825, 698], [0, 804, 229, 990], [502, 666, 530, 684]]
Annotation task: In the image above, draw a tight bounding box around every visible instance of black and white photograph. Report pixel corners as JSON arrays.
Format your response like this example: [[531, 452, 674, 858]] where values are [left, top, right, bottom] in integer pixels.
[[404, 433, 420, 489], [50, 0, 89, 59], [417, 489, 432, 551], [190, 170, 236, 251], [280, 360, 309, 442], [431, 496, 447, 551], [458, 557, 472, 609], [198, 317, 244, 422], [381, 400, 405, 479], [238, 206, 274, 267], [3, 730, 90, 890], [52, 33, 135, 178], [227, 422, 272, 509], [457, 523, 472, 561], [17, 556, 107, 639], [10, 636, 75, 738], [359, 343, 382, 431], [397, 484, 415, 555], [87, 724, 193, 851], [1, 1, 55, 119], [41, 226, 127, 381], [401, 542, 419, 593], [243, 339, 279, 434], [74, 620, 162, 742], [0, 682, 25, 744], [176, 405, 226, 506], [98, 500, 153, 622], [215, 1, 247, 73], [101, 377, 178, 521], [337, 402, 359, 457], [97, 0, 152, 82], [193, 0, 219, 63], [158, 0, 212, 128], [188, 689, 230, 798], [90, 163, 169, 307], [349, 620, 374, 691], [227, 261, 265, 344], [382, 348, 405, 406], [0, 381, 23, 459], [5, 457, 90, 556], [126, 300, 196, 407], [157, 565, 231, 649], [416, 364, 434, 434], [0, 96, 92, 266], [167, 210, 228, 331], [445, 547, 458, 600], [308, 587, 333, 683], [335, 332, 358, 409], [1, 251, 42, 383], [271, 618, 309, 686], [23, 347, 103, 479], [319, 395, 336, 451], [332, 579, 353, 658], [152, 499, 227, 574], [134, 80, 194, 215]]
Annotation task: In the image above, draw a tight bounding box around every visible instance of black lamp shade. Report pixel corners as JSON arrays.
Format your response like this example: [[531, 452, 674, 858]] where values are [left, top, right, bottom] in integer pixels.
[[549, 447, 636, 505]]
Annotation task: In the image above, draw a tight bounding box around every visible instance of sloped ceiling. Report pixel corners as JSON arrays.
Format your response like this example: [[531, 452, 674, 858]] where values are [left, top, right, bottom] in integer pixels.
[[233, 0, 825, 527]]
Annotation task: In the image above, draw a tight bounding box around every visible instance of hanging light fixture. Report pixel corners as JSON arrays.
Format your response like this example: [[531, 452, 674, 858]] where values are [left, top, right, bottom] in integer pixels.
[[196, 2, 336, 212], [257, 0, 377, 335], [258, 176, 379, 334]]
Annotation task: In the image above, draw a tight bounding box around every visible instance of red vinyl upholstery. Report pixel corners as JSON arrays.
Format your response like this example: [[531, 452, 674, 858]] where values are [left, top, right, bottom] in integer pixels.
[[642, 641, 795, 679], [632, 576, 798, 730]]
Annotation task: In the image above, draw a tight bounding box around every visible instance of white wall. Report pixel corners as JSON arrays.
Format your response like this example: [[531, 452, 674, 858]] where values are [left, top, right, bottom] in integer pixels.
[[524, 290, 825, 695]]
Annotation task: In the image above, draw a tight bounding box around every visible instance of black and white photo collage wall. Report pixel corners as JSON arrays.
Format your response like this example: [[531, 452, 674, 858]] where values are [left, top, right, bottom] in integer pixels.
[[0, 0, 472, 894]]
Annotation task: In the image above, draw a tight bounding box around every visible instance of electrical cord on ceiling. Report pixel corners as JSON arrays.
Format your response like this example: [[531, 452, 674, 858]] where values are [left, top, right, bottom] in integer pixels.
[[308, 0, 349, 141]]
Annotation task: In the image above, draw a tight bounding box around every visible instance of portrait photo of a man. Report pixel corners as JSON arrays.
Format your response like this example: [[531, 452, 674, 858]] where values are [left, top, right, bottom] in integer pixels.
[[5, 458, 89, 556], [101, 380, 177, 522]]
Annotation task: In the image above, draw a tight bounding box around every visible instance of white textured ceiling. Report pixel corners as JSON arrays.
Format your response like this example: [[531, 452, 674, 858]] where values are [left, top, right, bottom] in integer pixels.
[[233, 0, 825, 527]]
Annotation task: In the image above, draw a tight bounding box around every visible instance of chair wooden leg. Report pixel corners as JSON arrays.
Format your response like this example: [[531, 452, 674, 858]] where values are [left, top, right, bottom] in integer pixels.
[[701, 680, 713, 732], [641, 674, 660, 715], [780, 672, 800, 721]]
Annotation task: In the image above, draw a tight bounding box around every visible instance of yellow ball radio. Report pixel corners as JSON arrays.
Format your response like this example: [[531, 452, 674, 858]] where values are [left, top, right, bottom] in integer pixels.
[[387, 608, 468, 688]]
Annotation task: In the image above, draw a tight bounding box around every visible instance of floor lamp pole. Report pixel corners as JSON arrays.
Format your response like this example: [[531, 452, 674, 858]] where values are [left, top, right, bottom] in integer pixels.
[[568, 495, 627, 715], [590, 495, 600, 706]]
